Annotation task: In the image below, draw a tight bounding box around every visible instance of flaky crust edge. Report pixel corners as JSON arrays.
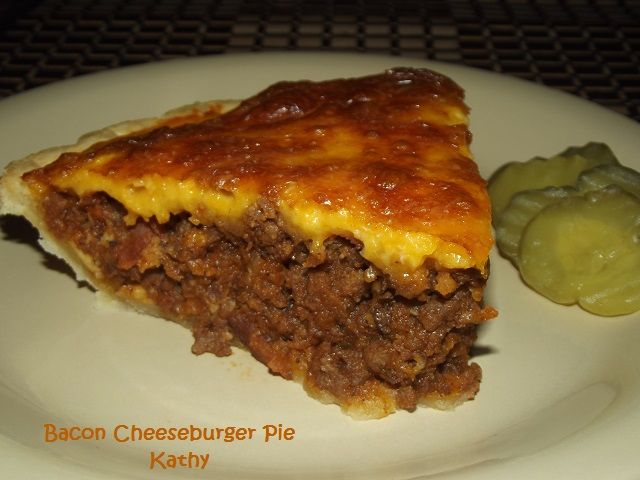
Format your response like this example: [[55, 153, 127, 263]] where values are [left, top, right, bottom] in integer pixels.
[[0, 100, 239, 312]]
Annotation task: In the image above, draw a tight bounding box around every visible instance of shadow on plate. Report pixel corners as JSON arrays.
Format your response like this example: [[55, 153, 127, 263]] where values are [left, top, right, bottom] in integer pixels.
[[470, 342, 495, 358], [1, 214, 93, 291]]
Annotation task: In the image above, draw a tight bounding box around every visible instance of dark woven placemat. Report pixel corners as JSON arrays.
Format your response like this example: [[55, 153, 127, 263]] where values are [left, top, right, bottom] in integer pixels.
[[1, 0, 638, 120]]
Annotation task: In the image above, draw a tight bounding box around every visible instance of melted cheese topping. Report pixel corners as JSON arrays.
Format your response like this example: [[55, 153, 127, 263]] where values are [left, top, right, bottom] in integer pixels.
[[26, 68, 493, 277]]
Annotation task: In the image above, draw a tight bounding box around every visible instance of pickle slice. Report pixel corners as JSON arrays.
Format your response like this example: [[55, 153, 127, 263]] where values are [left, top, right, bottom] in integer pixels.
[[577, 164, 640, 198], [495, 186, 576, 265], [559, 142, 618, 165], [488, 142, 619, 221], [519, 186, 640, 315]]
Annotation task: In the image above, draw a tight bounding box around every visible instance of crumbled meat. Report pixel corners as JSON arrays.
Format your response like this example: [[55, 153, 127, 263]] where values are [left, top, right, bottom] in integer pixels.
[[42, 191, 494, 412]]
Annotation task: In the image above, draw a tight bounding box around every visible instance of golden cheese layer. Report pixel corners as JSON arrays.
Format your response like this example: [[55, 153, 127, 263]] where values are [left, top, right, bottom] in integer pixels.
[[24, 68, 493, 277]]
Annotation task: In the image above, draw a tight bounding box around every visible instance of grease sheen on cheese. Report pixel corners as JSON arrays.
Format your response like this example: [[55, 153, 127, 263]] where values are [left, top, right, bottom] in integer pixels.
[[25, 68, 493, 277]]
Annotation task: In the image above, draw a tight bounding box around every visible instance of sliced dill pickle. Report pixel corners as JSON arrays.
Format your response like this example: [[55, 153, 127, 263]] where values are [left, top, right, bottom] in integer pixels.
[[577, 164, 640, 198], [559, 142, 618, 165], [495, 186, 576, 265], [519, 186, 640, 315], [488, 142, 619, 221]]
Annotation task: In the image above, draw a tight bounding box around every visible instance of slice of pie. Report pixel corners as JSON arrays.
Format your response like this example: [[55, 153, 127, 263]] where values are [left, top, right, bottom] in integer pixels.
[[0, 68, 496, 419]]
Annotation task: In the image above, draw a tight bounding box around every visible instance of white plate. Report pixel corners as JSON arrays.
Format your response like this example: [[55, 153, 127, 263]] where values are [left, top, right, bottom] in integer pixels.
[[1, 53, 639, 480]]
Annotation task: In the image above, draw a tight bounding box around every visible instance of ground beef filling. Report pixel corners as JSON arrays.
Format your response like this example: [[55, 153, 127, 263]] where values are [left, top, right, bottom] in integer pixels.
[[43, 191, 493, 411]]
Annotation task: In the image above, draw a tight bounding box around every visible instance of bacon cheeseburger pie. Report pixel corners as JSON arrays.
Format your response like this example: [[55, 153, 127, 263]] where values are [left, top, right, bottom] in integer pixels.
[[0, 68, 496, 419]]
